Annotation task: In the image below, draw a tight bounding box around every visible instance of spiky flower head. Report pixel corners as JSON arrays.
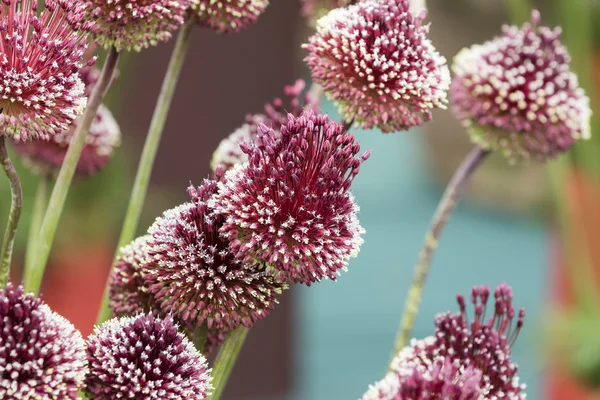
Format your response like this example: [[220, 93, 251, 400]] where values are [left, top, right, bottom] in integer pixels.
[[451, 11, 591, 163], [211, 79, 319, 172], [363, 283, 526, 399], [0, 0, 90, 142], [86, 314, 212, 399], [191, 0, 269, 33], [60, 0, 192, 52], [142, 179, 284, 331], [303, 0, 449, 133], [210, 110, 369, 285], [0, 283, 87, 399]]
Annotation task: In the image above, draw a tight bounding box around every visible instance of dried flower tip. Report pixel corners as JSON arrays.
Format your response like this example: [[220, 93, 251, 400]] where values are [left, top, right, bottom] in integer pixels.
[[211, 79, 319, 172], [191, 0, 269, 33], [375, 283, 526, 399], [61, 0, 192, 52], [211, 109, 368, 285], [86, 314, 212, 399], [0, 0, 89, 142], [0, 283, 87, 399], [142, 179, 285, 331], [303, 0, 449, 133], [451, 11, 591, 163]]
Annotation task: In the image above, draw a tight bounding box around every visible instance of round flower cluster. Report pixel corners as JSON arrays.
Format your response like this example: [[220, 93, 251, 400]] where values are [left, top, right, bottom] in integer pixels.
[[0, 283, 87, 399], [0, 0, 90, 142], [142, 179, 284, 331], [304, 0, 449, 133], [210, 109, 369, 285], [60, 0, 192, 52], [363, 283, 526, 399], [12, 61, 121, 177], [211, 79, 319, 172], [191, 0, 269, 33], [451, 11, 591, 162], [86, 314, 212, 399]]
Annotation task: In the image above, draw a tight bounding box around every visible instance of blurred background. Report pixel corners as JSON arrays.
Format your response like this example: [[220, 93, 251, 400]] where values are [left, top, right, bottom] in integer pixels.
[[2, 0, 600, 398]]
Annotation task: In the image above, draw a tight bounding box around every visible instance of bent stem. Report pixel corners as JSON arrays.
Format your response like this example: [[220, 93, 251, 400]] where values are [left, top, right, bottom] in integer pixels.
[[23, 47, 120, 295], [24, 175, 50, 274], [209, 327, 250, 400], [95, 21, 195, 325], [0, 137, 22, 287], [389, 146, 490, 366]]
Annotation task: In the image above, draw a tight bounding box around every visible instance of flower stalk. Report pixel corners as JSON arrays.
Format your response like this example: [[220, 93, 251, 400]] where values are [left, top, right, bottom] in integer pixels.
[[24, 175, 50, 274], [209, 326, 250, 400], [24, 47, 120, 295], [0, 136, 22, 287], [390, 146, 490, 364], [96, 20, 195, 325]]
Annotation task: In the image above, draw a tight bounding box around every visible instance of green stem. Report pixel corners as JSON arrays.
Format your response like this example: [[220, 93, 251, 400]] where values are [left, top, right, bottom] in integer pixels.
[[23, 47, 120, 295], [95, 21, 194, 325], [209, 327, 249, 400], [24, 175, 50, 274], [389, 146, 490, 366], [0, 137, 22, 287]]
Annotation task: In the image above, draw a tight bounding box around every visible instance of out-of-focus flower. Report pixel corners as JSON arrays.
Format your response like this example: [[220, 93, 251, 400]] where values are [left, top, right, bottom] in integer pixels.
[[363, 283, 526, 399], [451, 11, 591, 163], [142, 180, 284, 331], [210, 110, 369, 285], [0, 0, 90, 142], [60, 0, 192, 52], [211, 79, 318, 172], [303, 0, 449, 133], [191, 0, 269, 33], [0, 283, 87, 399], [86, 314, 212, 399]]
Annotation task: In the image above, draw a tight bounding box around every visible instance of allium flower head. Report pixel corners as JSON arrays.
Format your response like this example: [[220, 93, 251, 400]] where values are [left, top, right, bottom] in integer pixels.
[[363, 283, 526, 399], [86, 314, 212, 399], [211, 79, 319, 172], [0, 0, 90, 142], [303, 0, 449, 133], [191, 0, 269, 33], [451, 11, 591, 162], [61, 0, 192, 52], [142, 179, 284, 331], [0, 283, 87, 399], [210, 109, 369, 285]]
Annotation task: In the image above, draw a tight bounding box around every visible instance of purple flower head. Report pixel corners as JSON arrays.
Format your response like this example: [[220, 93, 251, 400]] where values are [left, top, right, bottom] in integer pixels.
[[0, 0, 90, 142], [60, 0, 192, 52], [142, 179, 285, 331], [211, 79, 319, 172], [86, 314, 212, 399], [451, 11, 591, 163], [191, 0, 269, 33], [363, 283, 526, 399], [303, 0, 449, 133], [0, 283, 87, 399], [210, 109, 369, 285]]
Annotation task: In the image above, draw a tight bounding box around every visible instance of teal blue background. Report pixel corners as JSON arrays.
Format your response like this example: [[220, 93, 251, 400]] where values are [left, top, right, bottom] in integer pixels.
[[291, 102, 547, 399]]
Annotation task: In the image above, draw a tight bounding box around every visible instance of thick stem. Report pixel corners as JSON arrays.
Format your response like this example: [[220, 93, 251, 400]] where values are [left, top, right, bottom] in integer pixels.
[[389, 146, 490, 365], [24, 175, 50, 274], [209, 327, 249, 400], [23, 47, 120, 294], [0, 137, 22, 287], [96, 21, 194, 324]]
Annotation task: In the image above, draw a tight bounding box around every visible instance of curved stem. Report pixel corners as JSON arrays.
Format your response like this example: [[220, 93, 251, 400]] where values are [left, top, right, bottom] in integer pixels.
[[208, 327, 249, 400], [389, 146, 490, 365], [23, 47, 120, 295], [24, 175, 50, 274], [0, 137, 22, 287], [96, 21, 194, 324]]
